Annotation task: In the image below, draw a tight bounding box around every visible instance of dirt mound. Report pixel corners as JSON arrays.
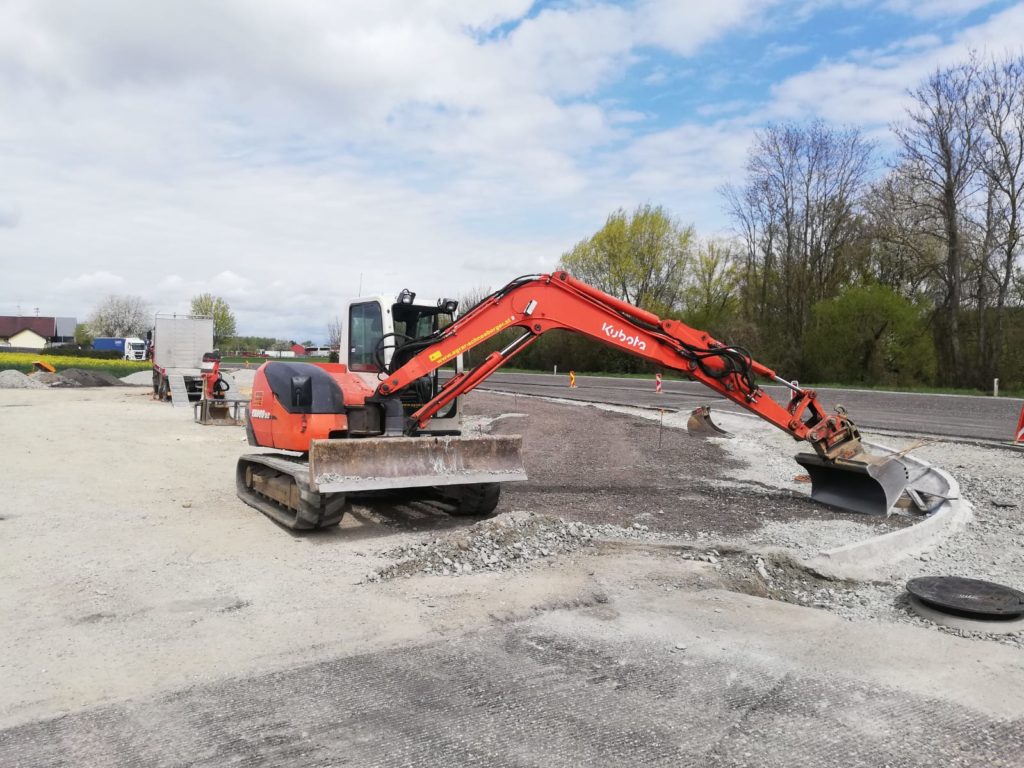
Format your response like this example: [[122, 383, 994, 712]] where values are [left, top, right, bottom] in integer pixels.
[[0, 370, 46, 389], [57, 369, 126, 387], [28, 371, 81, 387]]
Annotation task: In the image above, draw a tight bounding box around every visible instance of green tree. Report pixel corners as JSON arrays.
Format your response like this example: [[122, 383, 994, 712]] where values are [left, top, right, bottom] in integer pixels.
[[74, 323, 94, 347], [681, 239, 740, 334], [560, 204, 694, 315], [803, 285, 936, 386], [190, 293, 236, 347]]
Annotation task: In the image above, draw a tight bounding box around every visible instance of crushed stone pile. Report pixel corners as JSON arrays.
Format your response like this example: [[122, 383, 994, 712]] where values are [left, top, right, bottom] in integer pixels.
[[370, 512, 659, 582], [0, 370, 46, 389], [28, 371, 80, 387], [120, 370, 154, 386], [56, 368, 125, 387]]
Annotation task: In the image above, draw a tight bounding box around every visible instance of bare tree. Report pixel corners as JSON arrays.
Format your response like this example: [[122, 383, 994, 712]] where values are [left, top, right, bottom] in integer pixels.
[[975, 55, 1024, 382], [723, 121, 874, 366], [326, 316, 343, 352], [87, 294, 151, 338], [892, 61, 981, 385], [863, 167, 945, 299]]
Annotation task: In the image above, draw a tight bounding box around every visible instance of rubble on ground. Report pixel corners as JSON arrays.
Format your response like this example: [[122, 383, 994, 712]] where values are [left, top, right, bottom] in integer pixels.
[[370, 512, 660, 582]]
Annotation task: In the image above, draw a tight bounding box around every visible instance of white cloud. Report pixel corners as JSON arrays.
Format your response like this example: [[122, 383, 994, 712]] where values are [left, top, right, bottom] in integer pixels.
[[0, 202, 20, 228], [884, 0, 999, 19], [56, 271, 126, 292], [768, 3, 1024, 126], [635, 0, 776, 56], [1, 0, 1016, 340]]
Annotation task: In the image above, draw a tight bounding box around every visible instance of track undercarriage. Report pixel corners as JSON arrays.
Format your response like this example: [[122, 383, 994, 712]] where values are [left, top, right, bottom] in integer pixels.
[[236, 434, 525, 530]]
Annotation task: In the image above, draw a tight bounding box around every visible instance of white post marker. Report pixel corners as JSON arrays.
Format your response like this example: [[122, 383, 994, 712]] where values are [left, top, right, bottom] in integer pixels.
[[994, 378, 999, 397]]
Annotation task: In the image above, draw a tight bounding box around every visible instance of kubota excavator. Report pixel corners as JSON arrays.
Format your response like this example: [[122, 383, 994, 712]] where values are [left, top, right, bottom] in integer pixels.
[[237, 271, 915, 530]]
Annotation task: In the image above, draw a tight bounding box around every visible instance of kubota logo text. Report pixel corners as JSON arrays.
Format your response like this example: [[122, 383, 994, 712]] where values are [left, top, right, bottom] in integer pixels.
[[602, 323, 646, 351]]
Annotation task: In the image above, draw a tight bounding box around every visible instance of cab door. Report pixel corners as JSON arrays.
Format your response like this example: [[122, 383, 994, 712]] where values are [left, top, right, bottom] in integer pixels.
[[344, 298, 390, 391]]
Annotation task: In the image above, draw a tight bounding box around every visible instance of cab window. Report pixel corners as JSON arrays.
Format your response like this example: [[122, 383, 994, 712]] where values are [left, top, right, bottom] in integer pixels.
[[349, 301, 383, 372]]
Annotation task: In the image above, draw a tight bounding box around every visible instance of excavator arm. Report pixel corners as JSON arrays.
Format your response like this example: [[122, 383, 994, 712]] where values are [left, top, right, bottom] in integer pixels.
[[377, 271, 864, 461]]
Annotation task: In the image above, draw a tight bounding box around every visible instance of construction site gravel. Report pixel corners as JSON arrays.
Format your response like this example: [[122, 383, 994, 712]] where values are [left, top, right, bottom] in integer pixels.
[[1, 382, 1022, 766]]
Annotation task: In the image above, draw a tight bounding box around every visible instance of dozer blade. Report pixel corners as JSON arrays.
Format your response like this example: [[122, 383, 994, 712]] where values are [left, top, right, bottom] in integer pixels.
[[795, 452, 910, 516], [687, 405, 733, 438], [310, 434, 527, 494]]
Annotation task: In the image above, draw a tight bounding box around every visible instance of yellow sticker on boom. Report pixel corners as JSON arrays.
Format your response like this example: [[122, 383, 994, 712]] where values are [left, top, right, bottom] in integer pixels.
[[429, 351, 443, 362]]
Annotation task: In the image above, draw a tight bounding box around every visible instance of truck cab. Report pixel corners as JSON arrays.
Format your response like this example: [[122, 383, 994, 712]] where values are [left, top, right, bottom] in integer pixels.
[[93, 336, 149, 361], [342, 291, 462, 435]]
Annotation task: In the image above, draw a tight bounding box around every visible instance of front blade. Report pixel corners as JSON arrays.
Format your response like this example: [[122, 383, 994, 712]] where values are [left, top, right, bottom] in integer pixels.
[[795, 452, 909, 516], [310, 434, 527, 493]]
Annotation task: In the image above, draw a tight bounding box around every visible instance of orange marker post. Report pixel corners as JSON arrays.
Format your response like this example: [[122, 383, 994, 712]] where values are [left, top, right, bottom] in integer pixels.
[[568, 371, 577, 388], [1015, 404, 1024, 444], [655, 372, 662, 394]]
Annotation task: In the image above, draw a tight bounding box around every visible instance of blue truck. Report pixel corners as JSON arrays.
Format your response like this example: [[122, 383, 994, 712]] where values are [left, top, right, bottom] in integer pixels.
[[92, 336, 148, 361]]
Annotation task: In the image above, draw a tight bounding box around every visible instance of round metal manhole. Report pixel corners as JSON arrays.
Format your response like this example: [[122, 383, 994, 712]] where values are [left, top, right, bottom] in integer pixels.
[[906, 576, 1024, 620]]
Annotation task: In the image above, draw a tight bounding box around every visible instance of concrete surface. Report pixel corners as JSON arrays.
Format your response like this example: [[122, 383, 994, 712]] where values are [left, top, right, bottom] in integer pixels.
[[2, 386, 1022, 766]]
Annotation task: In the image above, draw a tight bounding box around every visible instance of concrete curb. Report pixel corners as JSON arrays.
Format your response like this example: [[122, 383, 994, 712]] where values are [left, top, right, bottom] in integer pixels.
[[803, 441, 973, 581]]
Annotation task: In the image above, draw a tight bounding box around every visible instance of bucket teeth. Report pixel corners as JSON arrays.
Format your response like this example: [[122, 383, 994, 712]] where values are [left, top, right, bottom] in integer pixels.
[[687, 405, 733, 438]]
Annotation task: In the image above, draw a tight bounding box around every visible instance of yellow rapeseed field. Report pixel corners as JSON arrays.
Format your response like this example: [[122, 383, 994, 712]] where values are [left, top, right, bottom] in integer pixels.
[[0, 352, 151, 378]]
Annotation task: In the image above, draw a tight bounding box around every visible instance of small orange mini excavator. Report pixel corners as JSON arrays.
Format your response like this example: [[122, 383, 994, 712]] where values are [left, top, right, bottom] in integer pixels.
[[237, 271, 914, 530]]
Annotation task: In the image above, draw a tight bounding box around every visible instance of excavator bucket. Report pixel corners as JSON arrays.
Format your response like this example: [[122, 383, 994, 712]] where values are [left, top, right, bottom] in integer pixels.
[[687, 405, 733, 438], [794, 452, 910, 516], [310, 434, 527, 494]]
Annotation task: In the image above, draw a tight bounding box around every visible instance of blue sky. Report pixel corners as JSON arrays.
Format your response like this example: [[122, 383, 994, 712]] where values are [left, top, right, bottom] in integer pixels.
[[0, 0, 1021, 341]]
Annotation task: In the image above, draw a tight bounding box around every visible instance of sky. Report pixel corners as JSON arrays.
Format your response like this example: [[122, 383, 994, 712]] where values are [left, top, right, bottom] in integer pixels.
[[1, 0, 1022, 343]]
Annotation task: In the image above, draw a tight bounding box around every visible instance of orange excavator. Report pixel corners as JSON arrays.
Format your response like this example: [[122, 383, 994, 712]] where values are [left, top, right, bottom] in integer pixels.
[[237, 271, 912, 529]]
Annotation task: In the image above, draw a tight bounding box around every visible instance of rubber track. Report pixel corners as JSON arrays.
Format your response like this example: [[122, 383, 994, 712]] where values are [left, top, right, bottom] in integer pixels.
[[236, 454, 347, 530]]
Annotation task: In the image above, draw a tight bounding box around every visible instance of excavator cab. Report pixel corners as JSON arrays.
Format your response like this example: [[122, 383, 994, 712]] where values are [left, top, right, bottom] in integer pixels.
[[343, 292, 462, 434]]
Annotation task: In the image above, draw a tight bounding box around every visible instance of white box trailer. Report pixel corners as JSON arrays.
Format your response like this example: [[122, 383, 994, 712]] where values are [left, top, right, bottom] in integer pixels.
[[151, 314, 214, 402]]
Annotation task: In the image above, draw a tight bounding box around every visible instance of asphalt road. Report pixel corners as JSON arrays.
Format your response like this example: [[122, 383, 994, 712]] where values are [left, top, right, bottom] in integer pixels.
[[478, 372, 1024, 443]]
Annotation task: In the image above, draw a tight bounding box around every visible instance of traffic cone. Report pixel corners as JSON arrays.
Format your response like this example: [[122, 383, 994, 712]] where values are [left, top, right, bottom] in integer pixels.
[[1015, 403, 1024, 444]]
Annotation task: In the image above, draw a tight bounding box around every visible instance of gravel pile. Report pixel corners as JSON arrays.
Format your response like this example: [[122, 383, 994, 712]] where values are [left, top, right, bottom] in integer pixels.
[[120, 370, 153, 386], [57, 369, 125, 387], [28, 372, 80, 387], [0, 370, 46, 389], [370, 512, 659, 582]]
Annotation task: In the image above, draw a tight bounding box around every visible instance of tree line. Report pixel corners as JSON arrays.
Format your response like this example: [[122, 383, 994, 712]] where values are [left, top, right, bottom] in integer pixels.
[[468, 54, 1024, 391]]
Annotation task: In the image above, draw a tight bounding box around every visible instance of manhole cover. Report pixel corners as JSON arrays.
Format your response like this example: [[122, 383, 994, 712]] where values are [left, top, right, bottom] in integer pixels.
[[906, 576, 1024, 619]]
